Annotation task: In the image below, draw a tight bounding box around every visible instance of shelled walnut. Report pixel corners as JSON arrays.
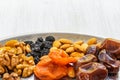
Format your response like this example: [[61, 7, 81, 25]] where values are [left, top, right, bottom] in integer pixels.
[[2, 72, 20, 80], [14, 54, 35, 77], [0, 40, 35, 80]]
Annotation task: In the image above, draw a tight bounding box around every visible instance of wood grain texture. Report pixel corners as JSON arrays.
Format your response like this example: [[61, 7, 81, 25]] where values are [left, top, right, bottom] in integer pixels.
[[0, 0, 120, 39]]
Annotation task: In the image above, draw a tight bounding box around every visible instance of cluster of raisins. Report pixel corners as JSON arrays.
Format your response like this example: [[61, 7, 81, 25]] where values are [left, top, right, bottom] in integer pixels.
[[24, 36, 55, 64]]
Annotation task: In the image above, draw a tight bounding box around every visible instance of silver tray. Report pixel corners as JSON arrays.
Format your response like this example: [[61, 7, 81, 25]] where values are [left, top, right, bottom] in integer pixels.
[[0, 33, 119, 80]]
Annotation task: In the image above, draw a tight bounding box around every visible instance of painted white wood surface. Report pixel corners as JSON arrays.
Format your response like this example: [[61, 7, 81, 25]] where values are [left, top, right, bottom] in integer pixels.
[[0, 0, 120, 39]]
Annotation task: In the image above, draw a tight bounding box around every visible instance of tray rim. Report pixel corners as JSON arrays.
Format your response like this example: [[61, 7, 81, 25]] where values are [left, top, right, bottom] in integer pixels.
[[0, 32, 105, 41]]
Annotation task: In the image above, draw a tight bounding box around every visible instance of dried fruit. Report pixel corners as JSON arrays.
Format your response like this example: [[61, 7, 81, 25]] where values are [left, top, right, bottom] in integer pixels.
[[96, 42, 101, 48], [70, 52, 84, 60], [25, 36, 55, 64], [59, 39, 72, 44], [76, 62, 108, 80], [50, 47, 58, 52], [100, 38, 120, 59], [87, 38, 97, 45], [79, 43, 88, 52], [45, 36, 55, 42], [75, 54, 97, 70], [49, 49, 76, 65], [68, 67, 75, 78], [74, 40, 83, 45], [86, 45, 99, 57], [66, 47, 75, 53], [53, 41, 61, 48], [5, 40, 18, 47], [74, 44, 81, 52], [98, 49, 120, 74], [60, 44, 71, 50], [34, 54, 68, 80]]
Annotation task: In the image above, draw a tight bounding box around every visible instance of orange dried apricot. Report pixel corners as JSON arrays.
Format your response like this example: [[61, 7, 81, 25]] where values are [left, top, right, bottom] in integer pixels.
[[48, 49, 76, 65]]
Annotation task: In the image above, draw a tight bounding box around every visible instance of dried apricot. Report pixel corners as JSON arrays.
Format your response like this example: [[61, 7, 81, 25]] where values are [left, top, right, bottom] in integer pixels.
[[49, 49, 76, 65], [34, 56, 67, 80]]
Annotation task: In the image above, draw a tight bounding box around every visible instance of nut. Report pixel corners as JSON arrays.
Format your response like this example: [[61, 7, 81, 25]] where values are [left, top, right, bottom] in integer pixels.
[[60, 44, 71, 50], [2, 72, 20, 80], [14, 68, 22, 76], [79, 43, 88, 52], [17, 47, 23, 54], [11, 55, 19, 68], [70, 52, 84, 58], [68, 67, 75, 78], [53, 41, 61, 48], [50, 47, 58, 52], [40, 55, 49, 60], [70, 52, 84, 60], [74, 44, 81, 52], [25, 44, 31, 53], [66, 47, 74, 53], [22, 66, 34, 77], [87, 38, 97, 45], [0, 65, 5, 74], [5, 40, 19, 47], [0, 40, 34, 79], [74, 40, 83, 45], [96, 42, 101, 48], [59, 39, 72, 44]]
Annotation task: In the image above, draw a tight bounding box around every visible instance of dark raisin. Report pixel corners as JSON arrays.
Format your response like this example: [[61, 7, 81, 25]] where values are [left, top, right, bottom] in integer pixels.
[[34, 56, 40, 64], [45, 44, 52, 49], [43, 41, 52, 48], [30, 51, 39, 57], [30, 52, 35, 57], [39, 43, 45, 49], [45, 36, 55, 42], [43, 41, 52, 49], [37, 37, 43, 42], [35, 40, 41, 44], [25, 36, 55, 64], [31, 43, 35, 48], [24, 41, 34, 45], [40, 49, 49, 56], [34, 44, 41, 52]]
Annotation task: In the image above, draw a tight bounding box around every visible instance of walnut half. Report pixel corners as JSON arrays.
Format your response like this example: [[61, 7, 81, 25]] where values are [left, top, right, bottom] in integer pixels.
[[2, 72, 20, 80]]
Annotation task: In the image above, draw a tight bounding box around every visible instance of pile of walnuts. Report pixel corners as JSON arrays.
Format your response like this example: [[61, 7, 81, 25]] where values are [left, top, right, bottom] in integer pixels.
[[0, 40, 35, 79]]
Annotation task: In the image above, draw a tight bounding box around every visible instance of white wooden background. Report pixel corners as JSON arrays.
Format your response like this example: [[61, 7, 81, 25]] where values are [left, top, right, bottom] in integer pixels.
[[0, 0, 120, 39]]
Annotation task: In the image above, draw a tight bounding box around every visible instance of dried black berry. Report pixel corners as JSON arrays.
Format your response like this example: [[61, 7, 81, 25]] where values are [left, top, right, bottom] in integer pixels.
[[43, 41, 52, 49], [45, 36, 55, 42], [35, 40, 41, 44], [25, 36, 55, 64], [45, 44, 52, 49], [24, 41, 33, 45], [37, 37, 43, 42], [41, 49, 49, 56], [30, 52, 36, 57], [34, 56, 40, 64], [30, 51, 40, 57], [31, 43, 35, 48], [34, 44, 41, 52], [39, 43, 45, 49]]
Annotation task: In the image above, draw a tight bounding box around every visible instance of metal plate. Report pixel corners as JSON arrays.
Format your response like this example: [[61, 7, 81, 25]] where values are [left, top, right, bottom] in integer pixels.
[[0, 33, 119, 80]]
